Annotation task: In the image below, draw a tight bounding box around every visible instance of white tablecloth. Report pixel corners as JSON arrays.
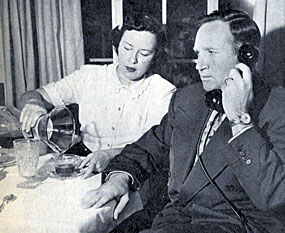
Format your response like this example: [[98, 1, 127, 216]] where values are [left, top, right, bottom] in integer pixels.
[[0, 153, 142, 233]]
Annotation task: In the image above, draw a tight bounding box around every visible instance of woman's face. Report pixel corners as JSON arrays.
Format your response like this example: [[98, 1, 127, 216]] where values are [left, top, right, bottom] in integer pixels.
[[116, 30, 157, 84]]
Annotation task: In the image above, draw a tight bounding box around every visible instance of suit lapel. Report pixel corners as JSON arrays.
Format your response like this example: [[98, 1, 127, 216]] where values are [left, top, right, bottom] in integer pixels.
[[180, 108, 210, 183], [178, 117, 233, 204], [170, 104, 209, 191], [178, 108, 210, 184]]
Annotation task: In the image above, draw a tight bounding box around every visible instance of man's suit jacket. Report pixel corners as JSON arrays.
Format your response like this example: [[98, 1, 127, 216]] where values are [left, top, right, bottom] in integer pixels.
[[106, 82, 285, 232]]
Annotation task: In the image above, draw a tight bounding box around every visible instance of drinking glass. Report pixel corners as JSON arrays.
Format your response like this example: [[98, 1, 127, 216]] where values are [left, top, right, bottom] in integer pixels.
[[13, 139, 40, 178]]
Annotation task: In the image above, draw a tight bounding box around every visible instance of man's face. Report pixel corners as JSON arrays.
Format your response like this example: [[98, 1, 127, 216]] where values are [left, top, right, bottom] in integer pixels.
[[117, 30, 157, 84], [193, 21, 239, 91]]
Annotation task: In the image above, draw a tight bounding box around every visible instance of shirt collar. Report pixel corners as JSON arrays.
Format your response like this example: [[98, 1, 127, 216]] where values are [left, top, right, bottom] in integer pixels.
[[108, 63, 151, 99]]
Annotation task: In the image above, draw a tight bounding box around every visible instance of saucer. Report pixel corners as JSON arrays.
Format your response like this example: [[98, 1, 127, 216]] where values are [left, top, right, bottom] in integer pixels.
[[0, 153, 16, 168], [49, 168, 83, 180], [37, 155, 83, 180]]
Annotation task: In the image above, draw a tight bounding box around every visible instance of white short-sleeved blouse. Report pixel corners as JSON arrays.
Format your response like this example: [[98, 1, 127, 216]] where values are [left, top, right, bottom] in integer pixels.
[[43, 63, 176, 151]]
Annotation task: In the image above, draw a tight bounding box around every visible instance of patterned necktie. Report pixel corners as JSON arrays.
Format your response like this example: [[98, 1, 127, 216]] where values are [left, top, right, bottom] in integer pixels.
[[194, 110, 225, 165]]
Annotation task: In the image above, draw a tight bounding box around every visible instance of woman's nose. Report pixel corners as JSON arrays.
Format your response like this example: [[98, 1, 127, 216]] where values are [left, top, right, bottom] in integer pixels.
[[128, 50, 138, 64]]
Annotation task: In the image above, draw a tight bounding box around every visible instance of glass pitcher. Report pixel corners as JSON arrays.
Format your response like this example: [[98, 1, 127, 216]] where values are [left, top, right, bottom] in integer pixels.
[[28, 106, 78, 154]]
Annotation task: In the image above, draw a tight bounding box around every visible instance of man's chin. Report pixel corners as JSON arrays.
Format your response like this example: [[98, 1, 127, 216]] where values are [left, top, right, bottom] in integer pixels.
[[202, 84, 214, 92], [202, 82, 220, 92]]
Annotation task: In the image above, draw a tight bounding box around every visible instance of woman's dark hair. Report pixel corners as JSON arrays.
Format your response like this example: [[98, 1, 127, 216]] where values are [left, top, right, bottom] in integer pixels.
[[197, 9, 261, 52], [111, 12, 167, 72]]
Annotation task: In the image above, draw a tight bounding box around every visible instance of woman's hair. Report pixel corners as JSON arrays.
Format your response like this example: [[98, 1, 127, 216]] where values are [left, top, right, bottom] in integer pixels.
[[197, 9, 261, 52], [111, 12, 167, 70]]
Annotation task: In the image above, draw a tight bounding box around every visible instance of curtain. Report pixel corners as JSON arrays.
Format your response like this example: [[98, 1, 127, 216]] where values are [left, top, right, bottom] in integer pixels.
[[254, 0, 285, 86], [0, 0, 84, 107], [35, 1, 84, 85], [0, 0, 35, 106]]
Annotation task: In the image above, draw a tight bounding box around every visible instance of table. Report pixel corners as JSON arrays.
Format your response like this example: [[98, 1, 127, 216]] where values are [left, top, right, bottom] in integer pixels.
[[0, 153, 142, 233]]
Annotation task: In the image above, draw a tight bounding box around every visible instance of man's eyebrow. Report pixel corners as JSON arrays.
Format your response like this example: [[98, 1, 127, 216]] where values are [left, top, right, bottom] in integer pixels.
[[197, 46, 218, 51], [193, 47, 221, 54], [205, 46, 218, 50], [123, 41, 133, 47]]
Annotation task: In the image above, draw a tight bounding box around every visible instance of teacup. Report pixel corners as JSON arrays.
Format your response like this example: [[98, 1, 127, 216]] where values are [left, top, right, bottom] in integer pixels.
[[54, 154, 81, 177]]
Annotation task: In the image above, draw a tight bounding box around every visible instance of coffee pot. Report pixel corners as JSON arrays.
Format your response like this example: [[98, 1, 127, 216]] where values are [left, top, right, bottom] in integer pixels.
[[25, 106, 79, 154]]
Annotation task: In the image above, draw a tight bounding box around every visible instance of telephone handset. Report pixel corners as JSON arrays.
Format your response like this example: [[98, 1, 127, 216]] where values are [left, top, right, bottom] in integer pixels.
[[205, 43, 259, 112]]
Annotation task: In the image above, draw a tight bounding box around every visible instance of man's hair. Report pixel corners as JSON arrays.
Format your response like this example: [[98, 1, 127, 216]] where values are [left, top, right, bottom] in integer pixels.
[[197, 9, 261, 52], [111, 12, 167, 70]]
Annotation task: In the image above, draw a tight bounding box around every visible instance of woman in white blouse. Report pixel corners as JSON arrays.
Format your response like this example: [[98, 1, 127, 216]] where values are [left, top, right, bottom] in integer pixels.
[[19, 12, 176, 176]]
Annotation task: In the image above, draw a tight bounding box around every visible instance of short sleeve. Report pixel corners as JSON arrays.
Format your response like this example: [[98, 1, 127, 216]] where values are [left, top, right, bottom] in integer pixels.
[[42, 65, 98, 106], [143, 75, 176, 131]]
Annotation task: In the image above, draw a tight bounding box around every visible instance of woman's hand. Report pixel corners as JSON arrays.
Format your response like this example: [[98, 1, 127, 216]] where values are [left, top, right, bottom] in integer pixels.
[[79, 148, 124, 178], [81, 173, 130, 220], [20, 99, 48, 133]]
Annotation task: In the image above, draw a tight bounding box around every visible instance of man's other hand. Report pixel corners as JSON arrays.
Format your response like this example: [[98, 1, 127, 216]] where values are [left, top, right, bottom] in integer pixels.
[[80, 173, 130, 220]]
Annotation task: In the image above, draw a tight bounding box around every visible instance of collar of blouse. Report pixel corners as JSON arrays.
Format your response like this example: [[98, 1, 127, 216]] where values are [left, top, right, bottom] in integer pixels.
[[106, 63, 152, 99]]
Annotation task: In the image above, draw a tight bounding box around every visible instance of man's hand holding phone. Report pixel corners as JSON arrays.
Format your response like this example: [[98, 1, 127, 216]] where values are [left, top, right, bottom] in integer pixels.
[[221, 63, 254, 134]]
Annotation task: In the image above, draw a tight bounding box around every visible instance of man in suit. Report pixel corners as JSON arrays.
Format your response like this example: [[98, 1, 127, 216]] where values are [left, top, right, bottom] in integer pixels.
[[81, 9, 285, 232]]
